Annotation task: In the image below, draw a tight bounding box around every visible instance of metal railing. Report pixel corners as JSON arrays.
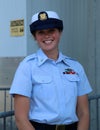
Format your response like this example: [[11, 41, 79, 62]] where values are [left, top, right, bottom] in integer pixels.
[[0, 88, 17, 130], [0, 87, 100, 130]]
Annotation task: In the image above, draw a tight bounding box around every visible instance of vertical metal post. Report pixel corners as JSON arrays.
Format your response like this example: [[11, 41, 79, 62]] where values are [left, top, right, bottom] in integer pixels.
[[3, 90, 6, 130]]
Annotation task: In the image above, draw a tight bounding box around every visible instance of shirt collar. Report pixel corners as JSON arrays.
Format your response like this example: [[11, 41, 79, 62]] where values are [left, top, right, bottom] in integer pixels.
[[58, 53, 71, 67], [36, 49, 48, 66], [36, 48, 70, 67]]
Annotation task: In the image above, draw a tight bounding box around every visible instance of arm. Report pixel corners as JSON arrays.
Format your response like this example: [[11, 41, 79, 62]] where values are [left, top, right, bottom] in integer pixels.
[[14, 94, 35, 130], [76, 94, 90, 130]]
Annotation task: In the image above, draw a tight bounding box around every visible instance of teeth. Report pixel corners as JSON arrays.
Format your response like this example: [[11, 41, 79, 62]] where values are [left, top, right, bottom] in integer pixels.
[[44, 40, 52, 44]]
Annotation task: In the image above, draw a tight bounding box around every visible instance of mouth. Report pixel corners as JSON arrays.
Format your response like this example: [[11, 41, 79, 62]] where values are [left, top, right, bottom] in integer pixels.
[[43, 39, 53, 44]]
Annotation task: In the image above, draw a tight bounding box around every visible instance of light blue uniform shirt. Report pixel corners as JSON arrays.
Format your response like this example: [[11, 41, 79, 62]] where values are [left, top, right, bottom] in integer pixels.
[[10, 48, 92, 125]]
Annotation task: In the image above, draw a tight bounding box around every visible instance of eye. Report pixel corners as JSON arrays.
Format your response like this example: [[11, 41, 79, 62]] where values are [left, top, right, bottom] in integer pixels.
[[37, 30, 44, 35], [48, 29, 56, 33]]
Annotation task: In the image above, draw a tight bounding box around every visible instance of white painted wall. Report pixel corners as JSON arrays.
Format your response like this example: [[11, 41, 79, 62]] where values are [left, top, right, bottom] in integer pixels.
[[0, 0, 27, 57]]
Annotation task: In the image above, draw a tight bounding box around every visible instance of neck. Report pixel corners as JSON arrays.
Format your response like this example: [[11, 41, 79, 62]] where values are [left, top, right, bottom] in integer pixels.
[[43, 49, 59, 60]]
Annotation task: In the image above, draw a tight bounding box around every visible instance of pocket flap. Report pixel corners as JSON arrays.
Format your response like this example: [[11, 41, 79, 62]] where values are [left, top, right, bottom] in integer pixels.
[[65, 74, 80, 81], [33, 75, 52, 83]]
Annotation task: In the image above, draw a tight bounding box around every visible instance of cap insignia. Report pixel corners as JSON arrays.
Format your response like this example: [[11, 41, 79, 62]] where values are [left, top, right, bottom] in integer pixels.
[[38, 12, 48, 21]]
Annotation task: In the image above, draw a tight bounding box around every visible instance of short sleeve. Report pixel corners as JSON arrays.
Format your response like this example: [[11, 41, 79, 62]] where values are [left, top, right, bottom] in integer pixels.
[[9, 61, 32, 97], [77, 64, 92, 96]]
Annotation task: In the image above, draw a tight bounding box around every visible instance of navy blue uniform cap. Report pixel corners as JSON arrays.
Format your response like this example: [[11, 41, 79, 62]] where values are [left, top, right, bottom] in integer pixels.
[[30, 11, 63, 34]]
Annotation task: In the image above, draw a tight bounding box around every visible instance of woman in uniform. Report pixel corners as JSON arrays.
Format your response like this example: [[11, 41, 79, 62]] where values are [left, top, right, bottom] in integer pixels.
[[10, 11, 92, 130]]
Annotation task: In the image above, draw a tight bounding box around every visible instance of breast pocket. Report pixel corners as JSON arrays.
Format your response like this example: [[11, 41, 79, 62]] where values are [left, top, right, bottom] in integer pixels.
[[64, 74, 80, 98], [32, 74, 54, 100]]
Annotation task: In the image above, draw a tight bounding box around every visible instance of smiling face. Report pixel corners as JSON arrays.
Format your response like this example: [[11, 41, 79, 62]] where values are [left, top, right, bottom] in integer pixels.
[[34, 28, 62, 56]]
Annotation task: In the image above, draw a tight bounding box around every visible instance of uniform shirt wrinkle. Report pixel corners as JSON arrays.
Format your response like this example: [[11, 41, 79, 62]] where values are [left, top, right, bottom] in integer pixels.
[[10, 48, 92, 125]]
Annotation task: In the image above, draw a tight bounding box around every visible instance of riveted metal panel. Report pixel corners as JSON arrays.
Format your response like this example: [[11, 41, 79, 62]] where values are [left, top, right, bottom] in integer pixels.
[[96, 0, 100, 94]]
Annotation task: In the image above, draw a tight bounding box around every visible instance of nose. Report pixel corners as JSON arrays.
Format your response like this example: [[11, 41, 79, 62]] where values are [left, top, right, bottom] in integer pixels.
[[43, 32, 50, 38]]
